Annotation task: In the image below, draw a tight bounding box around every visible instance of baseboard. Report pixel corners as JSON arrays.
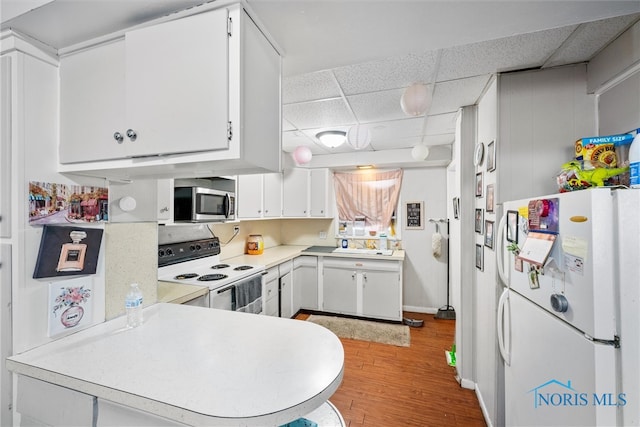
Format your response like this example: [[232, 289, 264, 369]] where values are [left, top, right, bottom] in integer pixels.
[[475, 384, 494, 427], [402, 305, 438, 314], [460, 378, 475, 390]]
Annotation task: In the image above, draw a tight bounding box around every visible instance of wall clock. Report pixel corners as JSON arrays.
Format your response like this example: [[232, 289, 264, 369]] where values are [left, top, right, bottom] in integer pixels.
[[474, 142, 485, 166]]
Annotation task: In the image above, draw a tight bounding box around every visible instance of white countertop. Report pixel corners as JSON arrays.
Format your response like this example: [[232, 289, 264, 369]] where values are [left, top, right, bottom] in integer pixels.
[[222, 245, 405, 268], [6, 303, 345, 426]]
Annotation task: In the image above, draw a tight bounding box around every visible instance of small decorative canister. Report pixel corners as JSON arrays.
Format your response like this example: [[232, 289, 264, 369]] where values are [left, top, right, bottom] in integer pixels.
[[247, 234, 264, 255]]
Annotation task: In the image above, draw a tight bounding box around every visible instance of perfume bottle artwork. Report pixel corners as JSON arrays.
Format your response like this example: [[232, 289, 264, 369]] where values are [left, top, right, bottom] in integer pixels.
[[56, 230, 88, 272]]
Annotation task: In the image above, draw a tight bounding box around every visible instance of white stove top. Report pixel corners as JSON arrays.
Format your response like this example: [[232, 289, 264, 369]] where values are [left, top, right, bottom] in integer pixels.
[[158, 255, 265, 291]]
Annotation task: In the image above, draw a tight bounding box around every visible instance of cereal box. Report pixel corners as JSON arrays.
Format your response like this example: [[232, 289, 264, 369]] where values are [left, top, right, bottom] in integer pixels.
[[575, 133, 634, 169]]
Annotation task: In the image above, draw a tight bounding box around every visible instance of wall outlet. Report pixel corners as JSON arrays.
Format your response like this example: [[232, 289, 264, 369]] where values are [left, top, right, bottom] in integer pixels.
[[319, 231, 327, 239], [234, 226, 240, 233]]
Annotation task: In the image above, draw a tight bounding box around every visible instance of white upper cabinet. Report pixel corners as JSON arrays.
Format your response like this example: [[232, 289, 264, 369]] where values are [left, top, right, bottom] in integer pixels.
[[262, 173, 282, 218], [237, 172, 282, 219], [59, 4, 281, 180], [283, 168, 334, 218], [124, 10, 229, 158]]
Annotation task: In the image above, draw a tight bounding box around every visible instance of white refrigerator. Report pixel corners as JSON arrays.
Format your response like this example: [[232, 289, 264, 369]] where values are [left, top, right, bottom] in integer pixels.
[[496, 188, 639, 426]]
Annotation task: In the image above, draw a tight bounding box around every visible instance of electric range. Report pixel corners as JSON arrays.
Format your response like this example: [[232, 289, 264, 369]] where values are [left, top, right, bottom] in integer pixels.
[[157, 237, 265, 291]]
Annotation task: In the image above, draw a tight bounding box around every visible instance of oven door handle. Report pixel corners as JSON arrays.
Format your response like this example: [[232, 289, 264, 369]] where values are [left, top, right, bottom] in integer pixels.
[[216, 285, 235, 294]]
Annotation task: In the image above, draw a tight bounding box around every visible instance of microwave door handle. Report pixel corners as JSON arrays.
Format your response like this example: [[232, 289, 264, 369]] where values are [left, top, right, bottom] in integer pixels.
[[224, 193, 230, 218]]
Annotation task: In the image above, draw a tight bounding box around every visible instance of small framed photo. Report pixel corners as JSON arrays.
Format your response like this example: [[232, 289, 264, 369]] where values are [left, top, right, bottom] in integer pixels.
[[475, 172, 483, 197], [476, 244, 484, 271], [487, 140, 496, 172], [475, 208, 484, 234], [453, 197, 460, 220], [486, 184, 494, 213], [405, 201, 424, 230], [515, 257, 523, 272], [506, 210, 519, 243], [484, 220, 495, 249]]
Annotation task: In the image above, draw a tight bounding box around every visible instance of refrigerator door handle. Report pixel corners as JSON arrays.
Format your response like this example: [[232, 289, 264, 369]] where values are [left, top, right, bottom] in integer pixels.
[[497, 288, 511, 366], [496, 213, 509, 287]]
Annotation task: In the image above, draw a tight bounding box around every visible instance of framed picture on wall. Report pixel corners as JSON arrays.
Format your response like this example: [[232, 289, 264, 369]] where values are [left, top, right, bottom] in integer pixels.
[[487, 140, 496, 172], [476, 244, 484, 271], [486, 184, 495, 213], [475, 208, 484, 234], [475, 172, 483, 197], [484, 220, 495, 249], [506, 210, 519, 243], [405, 201, 424, 230]]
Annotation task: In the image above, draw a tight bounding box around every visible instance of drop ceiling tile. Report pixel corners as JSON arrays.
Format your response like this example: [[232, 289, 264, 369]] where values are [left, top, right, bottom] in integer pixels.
[[430, 75, 491, 115], [283, 118, 296, 132], [334, 50, 439, 95], [283, 98, 355, 130], [424, 112, 457, 135], [347, 88, 407, 123], [368, 118, 426, 142], [544, 14, 640, 68], [437, 26, 577, 81], [282, 70, 342, 104]]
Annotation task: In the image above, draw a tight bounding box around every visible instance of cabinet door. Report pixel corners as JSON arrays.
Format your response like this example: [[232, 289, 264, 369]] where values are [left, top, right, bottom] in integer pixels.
[[237, 174, 263, 218], [362, 270, 402, 321], [262, 173, 282, 218], [282, 168, 309, 217], [322, 267, 357, 315], [280, 271, 293, 318], [125, 9, 229, 158], [0, 56, 10, 237], [310, 169, 332, 217], [59, 40, 126, 163], [293, 257, 318, 310]]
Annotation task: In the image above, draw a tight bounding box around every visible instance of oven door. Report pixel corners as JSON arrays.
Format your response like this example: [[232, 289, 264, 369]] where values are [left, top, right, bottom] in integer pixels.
[[210, 285, 234, 311]]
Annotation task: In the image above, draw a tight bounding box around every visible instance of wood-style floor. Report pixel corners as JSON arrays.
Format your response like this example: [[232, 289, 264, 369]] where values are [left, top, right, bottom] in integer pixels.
[[296, 312, 486, 427]]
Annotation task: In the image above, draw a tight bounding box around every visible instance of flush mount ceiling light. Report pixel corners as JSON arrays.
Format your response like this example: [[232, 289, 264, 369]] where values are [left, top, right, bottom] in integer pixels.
[[411, 144, 430, 160], [347, 125, 371, 150], [316, 130, 346, 148], [401, 83, 432, 117]]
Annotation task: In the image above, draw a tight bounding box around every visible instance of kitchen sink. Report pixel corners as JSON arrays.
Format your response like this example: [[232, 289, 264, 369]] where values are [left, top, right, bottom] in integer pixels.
[[332, 248, 394, 256]]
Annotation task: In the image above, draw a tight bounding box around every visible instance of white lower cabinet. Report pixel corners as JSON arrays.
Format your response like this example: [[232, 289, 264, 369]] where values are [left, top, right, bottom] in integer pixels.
[[16, 376, 95, 427], [263, 266, 279, 317], [98, 399, 188, 427], [293, 256, 318, 311], [279, 260, 293, 318], [322, 257, 402, 321]]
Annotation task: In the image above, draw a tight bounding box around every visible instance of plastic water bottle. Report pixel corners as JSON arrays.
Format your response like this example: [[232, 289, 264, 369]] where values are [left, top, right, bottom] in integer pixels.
[[125, 283, 143, 328], [630, 131, 640, 188]]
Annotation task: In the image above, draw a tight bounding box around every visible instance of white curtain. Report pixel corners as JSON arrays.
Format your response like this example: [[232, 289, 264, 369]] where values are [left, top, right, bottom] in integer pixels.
[[333, 169, 403, 229]]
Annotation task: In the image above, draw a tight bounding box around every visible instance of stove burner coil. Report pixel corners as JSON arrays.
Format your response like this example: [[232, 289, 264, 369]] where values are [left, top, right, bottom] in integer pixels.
[[197, 273, 229, 282], [234, 265, 254, 271], [211, 264, 230, 269], [174, 273, 199, 280]]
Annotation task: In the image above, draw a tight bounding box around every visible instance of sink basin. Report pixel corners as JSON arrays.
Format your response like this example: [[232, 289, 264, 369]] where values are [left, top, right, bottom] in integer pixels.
[[332, 248, 394, 256]]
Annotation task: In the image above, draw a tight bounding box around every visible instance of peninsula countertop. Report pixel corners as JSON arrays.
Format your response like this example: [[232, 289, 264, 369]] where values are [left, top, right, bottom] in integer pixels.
[[6, 303, 345, 426]]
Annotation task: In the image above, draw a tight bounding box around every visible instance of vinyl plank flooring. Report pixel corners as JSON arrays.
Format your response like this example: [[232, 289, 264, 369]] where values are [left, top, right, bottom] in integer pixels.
[[296, 312, 486, 426]]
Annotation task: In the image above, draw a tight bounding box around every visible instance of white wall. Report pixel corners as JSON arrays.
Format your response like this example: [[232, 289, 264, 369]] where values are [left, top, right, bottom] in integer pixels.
[[400, 167, 448, 312]]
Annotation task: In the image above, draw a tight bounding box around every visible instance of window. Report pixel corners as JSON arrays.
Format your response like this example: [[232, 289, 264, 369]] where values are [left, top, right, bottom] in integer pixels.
[[333, 169, 403, 233]]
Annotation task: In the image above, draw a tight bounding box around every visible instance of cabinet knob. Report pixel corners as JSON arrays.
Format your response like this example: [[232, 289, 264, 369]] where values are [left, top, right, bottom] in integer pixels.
[[113, 132, 124, 143], [126, 129, 137, 142]]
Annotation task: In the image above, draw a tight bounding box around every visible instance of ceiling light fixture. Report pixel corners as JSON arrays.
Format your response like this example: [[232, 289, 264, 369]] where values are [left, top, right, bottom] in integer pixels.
[[411, 144, 430, 161], [347, 125, 371, 150], [316, 130, 346, 148], [401, 83, 431, 117], [357, 165, 374, 170], [292, 145, 313, 165]]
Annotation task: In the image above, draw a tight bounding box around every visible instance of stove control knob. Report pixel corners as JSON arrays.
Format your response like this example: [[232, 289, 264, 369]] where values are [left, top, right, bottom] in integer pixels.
[[166, 248, 173, 256], [158, 249, 165, 257]]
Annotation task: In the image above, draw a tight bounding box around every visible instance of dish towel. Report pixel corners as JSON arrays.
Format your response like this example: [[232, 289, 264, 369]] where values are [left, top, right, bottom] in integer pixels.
[[235, 279, 262, 314], [432, 232, 442, 258]]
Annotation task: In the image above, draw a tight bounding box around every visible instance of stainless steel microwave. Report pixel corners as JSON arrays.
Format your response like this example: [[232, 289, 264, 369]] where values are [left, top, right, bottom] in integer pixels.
[[174, 185, 235, 222]]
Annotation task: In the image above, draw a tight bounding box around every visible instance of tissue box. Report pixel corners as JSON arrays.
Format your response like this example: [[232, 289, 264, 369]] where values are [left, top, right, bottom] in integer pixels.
[[575, 133, 633, 169]]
